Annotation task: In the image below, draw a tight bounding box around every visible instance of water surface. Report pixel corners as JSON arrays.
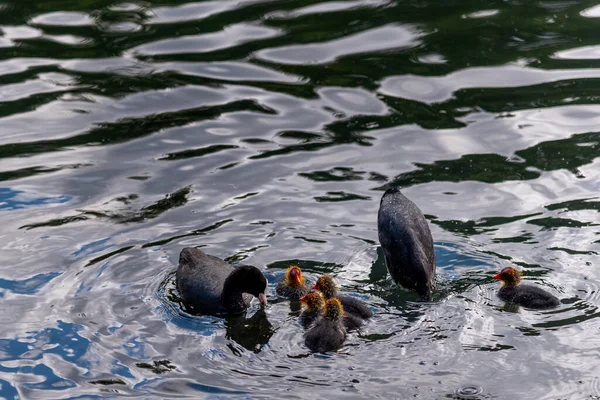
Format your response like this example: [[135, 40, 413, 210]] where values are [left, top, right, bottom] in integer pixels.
[[1, 0, 599, 398]]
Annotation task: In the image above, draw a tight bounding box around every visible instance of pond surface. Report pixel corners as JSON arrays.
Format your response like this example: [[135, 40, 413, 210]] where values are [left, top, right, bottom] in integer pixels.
[[1, 0, 599, 398]]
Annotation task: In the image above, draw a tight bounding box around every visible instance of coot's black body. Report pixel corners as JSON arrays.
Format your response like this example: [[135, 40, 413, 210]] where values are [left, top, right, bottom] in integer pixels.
[[337, 295, 373, 320], [305, 319, 346, 353], [176, 247, 267, 315], [341, 312, 365, 331], [304, 299, 346, 353], [497, 285, 560, 309], [377, 187, 436, 300], [299, 308, 321, 329]]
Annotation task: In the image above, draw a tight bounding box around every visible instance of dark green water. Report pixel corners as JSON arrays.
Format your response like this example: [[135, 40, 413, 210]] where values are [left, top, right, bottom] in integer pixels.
[[1, 0, 599, 398]]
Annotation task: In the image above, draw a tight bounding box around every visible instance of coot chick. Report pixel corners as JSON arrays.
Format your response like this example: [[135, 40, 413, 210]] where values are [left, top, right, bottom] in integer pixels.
[[313, 275, 373, 320], [299, 291, 325, 328], [176, 247, 268, 315], [304, 298, 346, 353], [276, 265, 311, 300], [300, 291, 365, 330], [493, 267, 559, 309], [377, 187, 436, 300]]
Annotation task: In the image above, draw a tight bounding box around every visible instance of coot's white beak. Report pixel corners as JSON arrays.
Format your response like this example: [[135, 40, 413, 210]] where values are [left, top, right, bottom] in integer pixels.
[[258, 292, 267, 306]]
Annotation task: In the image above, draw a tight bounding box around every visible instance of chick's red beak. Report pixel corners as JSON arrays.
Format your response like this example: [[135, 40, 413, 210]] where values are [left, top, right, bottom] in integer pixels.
[[493, 273, 502, 280], [312, 283, 318, 290], [290, 269, 302, 285], [299, 294, 308, 303], [258, 293, 267, 305]]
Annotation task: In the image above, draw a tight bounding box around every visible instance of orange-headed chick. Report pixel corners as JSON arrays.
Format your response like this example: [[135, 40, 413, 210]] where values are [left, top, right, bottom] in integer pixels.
[[304, 298, 346, 353], [313, 275, 373, 321], [299, 291, 325, 328], [493, 266, 559, 309], [276, 265, 310, 300]]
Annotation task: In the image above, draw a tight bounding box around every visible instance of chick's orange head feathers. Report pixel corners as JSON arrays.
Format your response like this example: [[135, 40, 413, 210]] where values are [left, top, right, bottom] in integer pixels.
[[323, 298, 344, 320], [285, 266, 304, 287], [493, 267, 522, 285], [300, 291, 324, 311], [313, 275, 337, 298]]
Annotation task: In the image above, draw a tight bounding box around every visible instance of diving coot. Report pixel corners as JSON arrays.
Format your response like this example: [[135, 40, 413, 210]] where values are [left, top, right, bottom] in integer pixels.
[[176, 247, 268, 315], [313, 275, 373, 320], [276, 265, 311, 300], [377, 187, 436, 300], [493, 266, 559, 309], [304, 298, 346, 353]]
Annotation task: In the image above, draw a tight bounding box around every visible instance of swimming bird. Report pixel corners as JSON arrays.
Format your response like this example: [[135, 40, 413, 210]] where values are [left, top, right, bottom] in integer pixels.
[[493, 266, 559, 309], [313, 275, 373, 320], [299, 291, 325, 329], [300, 291, 365, 330], [304, 298, 346, 353], [377, 187, 436, 300], [176, 247, 268, 315], [276, 265, 311, 300]]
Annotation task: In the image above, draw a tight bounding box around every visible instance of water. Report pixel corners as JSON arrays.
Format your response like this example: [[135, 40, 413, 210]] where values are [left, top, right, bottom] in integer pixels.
[[0, 0, 599, 398]]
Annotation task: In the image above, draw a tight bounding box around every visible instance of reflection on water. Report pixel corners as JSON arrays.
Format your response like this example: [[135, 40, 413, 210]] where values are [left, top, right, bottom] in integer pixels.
[[0, 0, 599, 398]]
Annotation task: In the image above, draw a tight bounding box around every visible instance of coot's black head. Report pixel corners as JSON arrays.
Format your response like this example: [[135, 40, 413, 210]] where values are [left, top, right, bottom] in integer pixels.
[[231, 265, 268, 304], [493, 266, 522, 287]]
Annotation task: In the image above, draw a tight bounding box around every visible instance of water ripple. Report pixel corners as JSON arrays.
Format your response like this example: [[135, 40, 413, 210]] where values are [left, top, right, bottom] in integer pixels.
[[257, 24, 421, 65]]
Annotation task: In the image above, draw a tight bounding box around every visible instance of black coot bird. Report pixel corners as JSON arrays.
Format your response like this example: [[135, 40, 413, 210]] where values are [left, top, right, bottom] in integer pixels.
[[313, 275, 373, 321], [300, 291, 365, 330], [276, 265, 311, 300], [493, 267, 559, 309], [176, 247, 268, 315], [377, 187, 436, 300], [304, 298, 346, 353]]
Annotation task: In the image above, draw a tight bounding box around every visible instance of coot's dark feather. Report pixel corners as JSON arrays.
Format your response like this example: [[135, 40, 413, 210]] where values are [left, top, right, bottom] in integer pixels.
[[498, 285, 560, 309], [304, 319, 346, 353], [304, 298, 346, 353], [338, 294, 373, 320], [377, 187, 436, 300], [299, 309, 320, 329]]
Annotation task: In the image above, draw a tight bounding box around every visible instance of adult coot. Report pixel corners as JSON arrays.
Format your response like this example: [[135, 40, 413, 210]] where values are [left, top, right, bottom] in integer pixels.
[[276, 265, 311, 300], [304, 298, 346, 353], [377, 187, 436, 300], [493, 267, 559, 309], [176, 247, 268, 315], [313, 275, 373, 320]]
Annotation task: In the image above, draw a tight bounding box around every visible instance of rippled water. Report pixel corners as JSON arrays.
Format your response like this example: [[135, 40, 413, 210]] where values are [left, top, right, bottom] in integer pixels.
[[1, 0, 600, 398]]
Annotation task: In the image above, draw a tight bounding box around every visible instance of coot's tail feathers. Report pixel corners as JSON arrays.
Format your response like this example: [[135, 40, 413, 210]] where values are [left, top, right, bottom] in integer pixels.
[[179, 247, 203, 266]]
